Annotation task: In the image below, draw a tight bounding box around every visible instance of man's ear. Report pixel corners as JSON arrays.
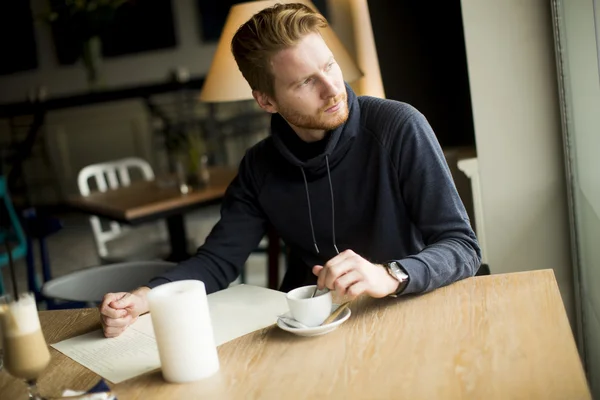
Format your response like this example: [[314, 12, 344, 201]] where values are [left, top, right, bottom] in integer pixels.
[[252, 90, 278, 114]]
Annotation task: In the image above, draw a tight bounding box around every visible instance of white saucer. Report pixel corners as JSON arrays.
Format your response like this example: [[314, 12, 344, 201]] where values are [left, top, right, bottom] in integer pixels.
[[276, 305, 352, 337]]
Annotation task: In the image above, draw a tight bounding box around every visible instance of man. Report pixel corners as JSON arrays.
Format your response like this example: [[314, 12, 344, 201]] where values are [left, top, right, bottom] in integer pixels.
[[99, 3, 481, 338]]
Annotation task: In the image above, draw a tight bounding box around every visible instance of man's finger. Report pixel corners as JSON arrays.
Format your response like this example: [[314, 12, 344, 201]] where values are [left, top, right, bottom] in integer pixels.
[[333, 270, 362, 296], [100, 294, 130, 319], [100, 305, 128, 319], [324, 260, 355, 290], [346, 281, 367, 299], [102, 314, 133, 328], [324, 249, 354, 270], [99, 292, 120, 310], [318, 249, 359, 289], [314, 265, 327, 289], [103, 326, 127, 338], [312, 265, 323, 277], [110, 292, 134, 309]]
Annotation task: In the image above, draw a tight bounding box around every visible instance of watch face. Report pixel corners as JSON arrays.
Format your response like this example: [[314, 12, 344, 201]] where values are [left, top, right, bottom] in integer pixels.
[[389, 262, 408, 281]]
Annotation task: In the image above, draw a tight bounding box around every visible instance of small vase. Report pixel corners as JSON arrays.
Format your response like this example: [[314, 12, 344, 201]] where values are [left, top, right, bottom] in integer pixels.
[[82, 36, 103, 90], [185, 155, 210, 188]]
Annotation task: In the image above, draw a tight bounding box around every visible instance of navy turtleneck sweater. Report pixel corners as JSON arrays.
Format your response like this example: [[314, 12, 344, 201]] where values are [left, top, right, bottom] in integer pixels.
[[273, 114, 331, 162], [148, 83, 481, 295]]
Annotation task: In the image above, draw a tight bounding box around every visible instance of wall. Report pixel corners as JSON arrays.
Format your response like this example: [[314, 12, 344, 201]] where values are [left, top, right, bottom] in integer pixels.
[[557, 0, 600, 393], [460, 0, 575, 327], [0, 0, 217, 103]]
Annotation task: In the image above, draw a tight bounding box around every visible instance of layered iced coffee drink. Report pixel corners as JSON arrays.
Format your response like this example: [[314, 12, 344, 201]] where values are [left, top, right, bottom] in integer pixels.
[[0, 293, 50, 381]]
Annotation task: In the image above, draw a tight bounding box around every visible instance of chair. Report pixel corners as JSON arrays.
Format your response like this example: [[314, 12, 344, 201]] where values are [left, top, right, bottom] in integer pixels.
[[457, 157, 489, 264], [41, 261, 176, 308], [0, 176, 28, 295], [22, 207, 63, 300], [77, 157, 171, 263], [241, 226, 287, 288], [475, 263, 491, 276]]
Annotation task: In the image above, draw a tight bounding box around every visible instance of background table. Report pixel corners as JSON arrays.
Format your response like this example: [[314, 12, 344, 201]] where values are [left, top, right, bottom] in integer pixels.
[[67, 166, 282, 287], [67, 167, 237, 262], [0, 270, 590, 399]]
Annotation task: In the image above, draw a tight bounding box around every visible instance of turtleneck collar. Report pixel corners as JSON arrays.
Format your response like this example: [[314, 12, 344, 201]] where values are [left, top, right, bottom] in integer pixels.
[[272, 117, 333, 162]]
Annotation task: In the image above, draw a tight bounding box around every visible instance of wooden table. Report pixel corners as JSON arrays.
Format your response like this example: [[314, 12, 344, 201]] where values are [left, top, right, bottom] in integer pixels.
[[67, 167, 237, 262], [0, 270, 591, 399]]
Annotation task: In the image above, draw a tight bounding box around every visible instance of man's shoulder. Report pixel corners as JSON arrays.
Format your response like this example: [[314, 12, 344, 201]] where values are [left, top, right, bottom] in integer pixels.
[[238, 135, 276, 183], [358, 96, 421, 122], [357, 96, 425, 142], [245, 134, 274, 159]]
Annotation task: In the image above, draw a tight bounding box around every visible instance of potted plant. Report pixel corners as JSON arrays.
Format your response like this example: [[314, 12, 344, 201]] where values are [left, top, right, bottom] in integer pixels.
[[173, 131, 211, 191]]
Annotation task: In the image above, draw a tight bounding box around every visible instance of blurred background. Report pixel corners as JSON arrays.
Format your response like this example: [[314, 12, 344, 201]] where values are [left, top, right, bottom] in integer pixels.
[[0, 0, 475, 207]]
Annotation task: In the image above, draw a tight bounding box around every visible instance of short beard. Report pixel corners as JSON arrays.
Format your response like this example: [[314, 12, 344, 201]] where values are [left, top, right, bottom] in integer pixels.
[[278, 91, 349, 131]]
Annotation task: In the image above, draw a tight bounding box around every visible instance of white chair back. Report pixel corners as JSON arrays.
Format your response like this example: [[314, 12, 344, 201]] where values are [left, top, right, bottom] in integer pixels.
[[77, 157, 155, 258]]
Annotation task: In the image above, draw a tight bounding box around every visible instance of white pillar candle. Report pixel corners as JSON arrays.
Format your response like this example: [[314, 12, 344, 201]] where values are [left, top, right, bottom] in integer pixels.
[[147, 280, 219, 383]]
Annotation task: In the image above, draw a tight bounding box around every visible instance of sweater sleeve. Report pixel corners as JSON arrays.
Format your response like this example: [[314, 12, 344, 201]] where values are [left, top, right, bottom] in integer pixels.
[[393, 110, 481, 295], [145, 152, 268, 294]]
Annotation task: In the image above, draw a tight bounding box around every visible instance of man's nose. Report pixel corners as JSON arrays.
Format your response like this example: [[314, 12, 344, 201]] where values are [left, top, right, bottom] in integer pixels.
[[320, 76, 339, 99]]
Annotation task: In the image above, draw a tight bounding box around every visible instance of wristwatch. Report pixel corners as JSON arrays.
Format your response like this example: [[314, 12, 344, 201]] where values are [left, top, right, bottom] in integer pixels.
[[383, 261, 409, 297]]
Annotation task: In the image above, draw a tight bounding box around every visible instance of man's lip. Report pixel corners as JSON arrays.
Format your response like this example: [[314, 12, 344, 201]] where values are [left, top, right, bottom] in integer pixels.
[[326, 102, 341, 113]]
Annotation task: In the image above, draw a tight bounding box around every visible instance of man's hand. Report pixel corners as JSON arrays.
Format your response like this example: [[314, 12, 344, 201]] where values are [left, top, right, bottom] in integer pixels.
[[312, 250, 399, 299], [99, 286, 151, 338]]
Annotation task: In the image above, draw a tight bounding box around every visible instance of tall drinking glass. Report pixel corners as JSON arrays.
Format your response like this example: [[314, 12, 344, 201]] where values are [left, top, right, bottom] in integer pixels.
[[0, 293, 51, 399]]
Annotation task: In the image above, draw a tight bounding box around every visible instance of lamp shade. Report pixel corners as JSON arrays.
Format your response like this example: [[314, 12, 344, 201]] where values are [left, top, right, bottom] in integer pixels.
[[199, 0, 363, 102]]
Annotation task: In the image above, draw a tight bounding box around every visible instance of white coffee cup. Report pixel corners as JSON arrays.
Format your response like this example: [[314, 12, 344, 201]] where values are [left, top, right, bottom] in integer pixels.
[[286, 285, 333, 327]]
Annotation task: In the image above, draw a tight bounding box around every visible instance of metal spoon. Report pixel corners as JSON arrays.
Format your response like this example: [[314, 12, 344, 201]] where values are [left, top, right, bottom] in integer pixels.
[[311, 286, 320, 298], [311, 286, 330, 298], [278, 316, 309, 329]]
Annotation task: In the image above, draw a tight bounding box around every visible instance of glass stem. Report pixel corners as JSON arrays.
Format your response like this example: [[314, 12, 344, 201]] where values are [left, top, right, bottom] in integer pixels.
[[26, 379, 45, 400]]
